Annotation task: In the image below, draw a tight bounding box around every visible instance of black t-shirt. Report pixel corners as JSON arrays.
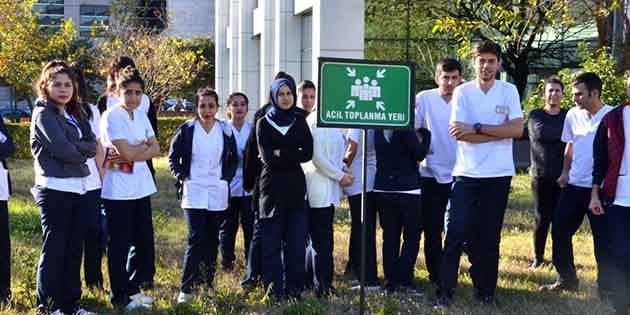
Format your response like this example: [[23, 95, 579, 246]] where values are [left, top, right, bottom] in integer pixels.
[[528, 108, 568, 178]]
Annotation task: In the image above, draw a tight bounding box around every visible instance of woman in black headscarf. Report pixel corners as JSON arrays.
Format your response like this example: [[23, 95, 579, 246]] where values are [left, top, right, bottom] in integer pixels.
[[256, 78, 313, 299]]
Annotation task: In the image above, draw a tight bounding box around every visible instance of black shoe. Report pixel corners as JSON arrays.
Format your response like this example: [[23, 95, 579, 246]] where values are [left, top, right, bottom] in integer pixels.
[[538, 281, 578, 292], [529, 258, 544, 269], [433, 295, 450, 309], [400, 285, 424, 297], [475, 294, 498, 307]]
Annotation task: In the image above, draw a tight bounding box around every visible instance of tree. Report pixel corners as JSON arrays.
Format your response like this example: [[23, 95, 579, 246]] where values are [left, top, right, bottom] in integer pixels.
[[365, 0, 460, 90], [0, 0, 88, 105], [432, 0, 597, 99]]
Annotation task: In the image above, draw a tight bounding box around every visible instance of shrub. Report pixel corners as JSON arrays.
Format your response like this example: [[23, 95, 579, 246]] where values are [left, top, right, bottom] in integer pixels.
[[523, 43, 628, 119], [5, 116, 192, 159]]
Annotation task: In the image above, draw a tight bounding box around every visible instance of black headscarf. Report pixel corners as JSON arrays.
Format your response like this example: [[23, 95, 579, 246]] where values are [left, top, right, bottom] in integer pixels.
[[265, 78, 298, 127]]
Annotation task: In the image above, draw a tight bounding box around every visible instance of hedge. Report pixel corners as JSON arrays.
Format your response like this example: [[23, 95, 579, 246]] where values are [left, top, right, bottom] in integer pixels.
[[6, 115, 192, 159]]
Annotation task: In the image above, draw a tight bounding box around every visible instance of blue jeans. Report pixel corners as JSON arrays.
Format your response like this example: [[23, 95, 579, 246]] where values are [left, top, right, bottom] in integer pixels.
[[181, 209, 226, 293], [551, 185, 612, 292], [34, 187, 88, 314], [219, 196, 254, 269], [261, 204, 308, 298], [104, 197, 154, 307], [439, 176, 511, 298], [376, 192, 422, 290]]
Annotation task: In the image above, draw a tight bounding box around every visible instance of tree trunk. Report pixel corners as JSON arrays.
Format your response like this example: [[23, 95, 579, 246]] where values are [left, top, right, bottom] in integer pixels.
[[512, 59, 529, 101]]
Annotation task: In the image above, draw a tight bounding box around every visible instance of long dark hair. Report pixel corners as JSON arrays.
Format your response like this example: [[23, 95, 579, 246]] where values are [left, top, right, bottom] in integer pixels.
[[69, 62, 93, 121], [35, 60, 87, 121]]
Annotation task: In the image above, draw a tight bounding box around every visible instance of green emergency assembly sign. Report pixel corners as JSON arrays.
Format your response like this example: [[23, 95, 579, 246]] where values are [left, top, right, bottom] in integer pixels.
[[317, 57, 415, 129]]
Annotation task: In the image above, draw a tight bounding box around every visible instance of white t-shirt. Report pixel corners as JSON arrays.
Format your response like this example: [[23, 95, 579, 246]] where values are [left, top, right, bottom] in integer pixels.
[[343, 129, 376, 196], [450, 80, 523, 178], [415, 88, 457, 183], [182, 121, 229, 211], [614, 106, 630, 206], [562, 105, 613, 188], [85, 104, 102, 191], [107, 94, 151, 115], [229, 121, 253, 198], [100, 105, 157, 200]]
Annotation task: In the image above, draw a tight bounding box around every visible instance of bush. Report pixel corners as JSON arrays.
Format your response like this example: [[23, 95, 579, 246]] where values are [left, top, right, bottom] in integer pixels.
[[5, 115, 192, 159], [523, 43, 628, 119], [5, 123, 30, 159]]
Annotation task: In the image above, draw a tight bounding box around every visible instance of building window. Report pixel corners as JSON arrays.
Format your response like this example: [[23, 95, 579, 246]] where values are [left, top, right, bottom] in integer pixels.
[[33, 0, 65, 32], [80, 5, 110, 38]]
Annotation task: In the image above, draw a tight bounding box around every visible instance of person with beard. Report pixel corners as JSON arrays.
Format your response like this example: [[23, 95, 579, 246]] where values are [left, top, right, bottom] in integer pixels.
[[435, 40, 524, 308], [256, 78, 313, 299], [538, 73, 614, 301]]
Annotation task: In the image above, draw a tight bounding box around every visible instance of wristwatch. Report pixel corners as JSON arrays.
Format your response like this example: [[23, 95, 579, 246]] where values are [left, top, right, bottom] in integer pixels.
[[473, 122, 482, 134]]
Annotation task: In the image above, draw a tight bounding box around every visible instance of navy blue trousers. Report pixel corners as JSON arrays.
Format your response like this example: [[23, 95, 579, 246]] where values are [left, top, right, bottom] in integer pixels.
[[82, 189, 104, 288], [420, 177, 451, 284], [606, 204, 630, 313], [219, 196, 254, 269], [438, 176, 511, 298], [346, 192, 379, 286], [309, 205, 335, 293], [0, 200, 10, 299], [261, 204, 308, 298], [104, 197, 154, 307], [376, 192, 422, 290], [34, 187, 88, 314], [551, 185, 612, 292], [181, 209, 225, 293]]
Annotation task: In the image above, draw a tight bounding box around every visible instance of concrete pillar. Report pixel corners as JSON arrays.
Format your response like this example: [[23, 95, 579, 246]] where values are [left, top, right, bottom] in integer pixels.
[[274, 0, 302, 80], [229, 0, 240, 93], [215, 0, 230, 102], [311, 0, 364, 85], [260, 0, 276, 105], [238, 0, 261, 112]]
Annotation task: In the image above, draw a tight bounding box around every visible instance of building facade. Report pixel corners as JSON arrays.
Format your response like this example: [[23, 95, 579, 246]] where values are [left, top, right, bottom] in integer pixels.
[[214, 0, 364, 114]]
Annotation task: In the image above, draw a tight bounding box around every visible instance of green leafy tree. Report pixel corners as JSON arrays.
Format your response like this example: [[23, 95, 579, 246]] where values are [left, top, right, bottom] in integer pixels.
[[0, 0, 88, 105], [523, 42, 628, 118], [432, 0, 597, 99]]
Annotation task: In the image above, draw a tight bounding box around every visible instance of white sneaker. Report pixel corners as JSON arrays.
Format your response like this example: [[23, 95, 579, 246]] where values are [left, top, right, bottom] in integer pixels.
[[177, 292, 194, 304], [72, 308, 97, 315], [124, 300, 152, 312], [130, 293, 154, 305], [50, 311, 67, 315]]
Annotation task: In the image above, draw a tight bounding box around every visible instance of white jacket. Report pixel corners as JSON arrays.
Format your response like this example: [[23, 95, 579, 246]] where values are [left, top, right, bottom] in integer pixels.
[[301, 113, 346, 208]]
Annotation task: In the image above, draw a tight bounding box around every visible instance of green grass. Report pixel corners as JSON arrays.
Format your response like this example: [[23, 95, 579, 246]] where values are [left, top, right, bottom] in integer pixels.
[[1, 159, 611, 314]]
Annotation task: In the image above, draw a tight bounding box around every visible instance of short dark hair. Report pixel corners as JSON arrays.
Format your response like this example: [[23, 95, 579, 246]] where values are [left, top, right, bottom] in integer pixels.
[[227, 92, 249, 106], [298, 80, 316, 93], [194, 87, 219, 108], [573, 72, 602, 96], [472, 40, 501, 59], [116, 66, 145, 91], [544, 76, 564, 91], [107, 56, 136, 93], [435, 58, 462, 76]]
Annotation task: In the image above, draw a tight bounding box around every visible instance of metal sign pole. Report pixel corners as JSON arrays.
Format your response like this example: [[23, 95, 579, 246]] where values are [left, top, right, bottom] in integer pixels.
[[359, 128, 368, 315]]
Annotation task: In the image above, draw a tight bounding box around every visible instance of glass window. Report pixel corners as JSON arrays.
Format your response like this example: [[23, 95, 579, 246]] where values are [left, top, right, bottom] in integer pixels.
[[33, 3, 64, 15]]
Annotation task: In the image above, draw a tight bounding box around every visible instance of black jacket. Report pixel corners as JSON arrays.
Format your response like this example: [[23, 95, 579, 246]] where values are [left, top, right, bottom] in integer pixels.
[[374, 128, 431, 191], [168, 118, 238, 199], [0, 115, 15, 194], [256, 113, 313, 216], [30, 99, 96, 178]]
